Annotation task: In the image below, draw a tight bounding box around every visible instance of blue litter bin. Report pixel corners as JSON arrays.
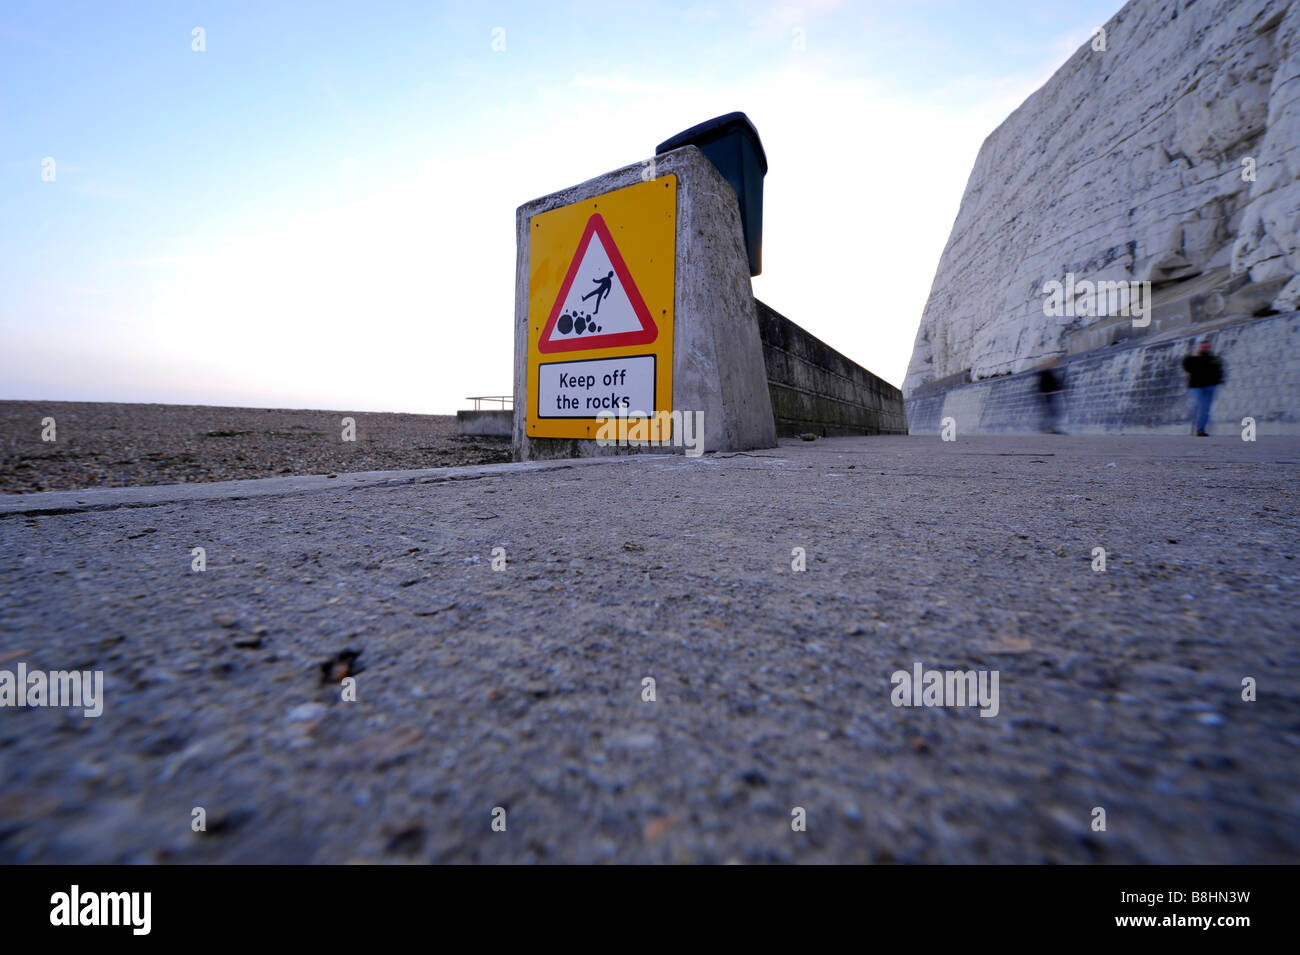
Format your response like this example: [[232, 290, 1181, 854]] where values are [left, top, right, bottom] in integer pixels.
[[656, 112, 768, 276]]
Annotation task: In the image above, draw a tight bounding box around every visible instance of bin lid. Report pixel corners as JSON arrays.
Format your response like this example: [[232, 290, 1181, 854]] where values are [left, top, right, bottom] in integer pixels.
[[655, 111, 767, 173]]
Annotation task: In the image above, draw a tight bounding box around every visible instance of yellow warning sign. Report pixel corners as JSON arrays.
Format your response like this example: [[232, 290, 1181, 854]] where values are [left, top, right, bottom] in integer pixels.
[[527, 175, 676, 441]]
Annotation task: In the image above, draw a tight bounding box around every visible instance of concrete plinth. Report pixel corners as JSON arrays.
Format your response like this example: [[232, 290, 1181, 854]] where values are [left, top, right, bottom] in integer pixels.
[[456, 409, 512, 437], [513, 146, 776, 461]]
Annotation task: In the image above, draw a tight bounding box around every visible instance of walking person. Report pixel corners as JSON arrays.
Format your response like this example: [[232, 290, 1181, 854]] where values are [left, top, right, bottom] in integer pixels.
[[1181, 340, 1225, 436], [1037, 358, 1066, 434]]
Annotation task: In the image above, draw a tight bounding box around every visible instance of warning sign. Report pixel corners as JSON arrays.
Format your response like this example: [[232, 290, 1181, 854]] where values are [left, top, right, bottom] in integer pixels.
[[527, 175, 676, 441], [538, 355, 655, 417], [538, 215, 657, 353]]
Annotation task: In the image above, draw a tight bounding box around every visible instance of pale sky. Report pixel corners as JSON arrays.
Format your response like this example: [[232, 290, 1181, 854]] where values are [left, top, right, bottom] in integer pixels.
[[1, 0, 1121, 414]]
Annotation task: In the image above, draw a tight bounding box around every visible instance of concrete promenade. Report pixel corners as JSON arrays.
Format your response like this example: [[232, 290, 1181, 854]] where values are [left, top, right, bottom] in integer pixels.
[[1, 435, 1297, 863]]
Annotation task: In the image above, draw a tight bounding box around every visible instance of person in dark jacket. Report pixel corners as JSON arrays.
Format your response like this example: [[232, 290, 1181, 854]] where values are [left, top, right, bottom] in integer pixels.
[[1182, 341, 1224, 436], [1037, 358, 1066, 434]]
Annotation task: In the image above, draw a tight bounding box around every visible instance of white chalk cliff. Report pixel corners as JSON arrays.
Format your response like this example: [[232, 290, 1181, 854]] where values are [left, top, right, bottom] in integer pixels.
[[905, 0, 1300, 395]]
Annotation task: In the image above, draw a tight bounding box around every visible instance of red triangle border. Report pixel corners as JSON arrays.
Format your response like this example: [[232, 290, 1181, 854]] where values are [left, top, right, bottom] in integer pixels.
[[537, 213, 659, 354]]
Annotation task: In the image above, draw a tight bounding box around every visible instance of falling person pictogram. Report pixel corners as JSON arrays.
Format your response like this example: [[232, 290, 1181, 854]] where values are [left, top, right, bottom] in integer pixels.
[[580, 270, 615, 314]]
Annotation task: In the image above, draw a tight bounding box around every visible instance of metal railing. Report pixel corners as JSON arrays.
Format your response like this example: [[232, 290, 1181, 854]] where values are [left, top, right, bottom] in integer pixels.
[[465, 395, 513, 411]]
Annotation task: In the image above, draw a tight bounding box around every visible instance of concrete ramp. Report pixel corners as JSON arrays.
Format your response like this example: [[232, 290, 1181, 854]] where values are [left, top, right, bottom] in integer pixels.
[[3, 435, 1297, 863]]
